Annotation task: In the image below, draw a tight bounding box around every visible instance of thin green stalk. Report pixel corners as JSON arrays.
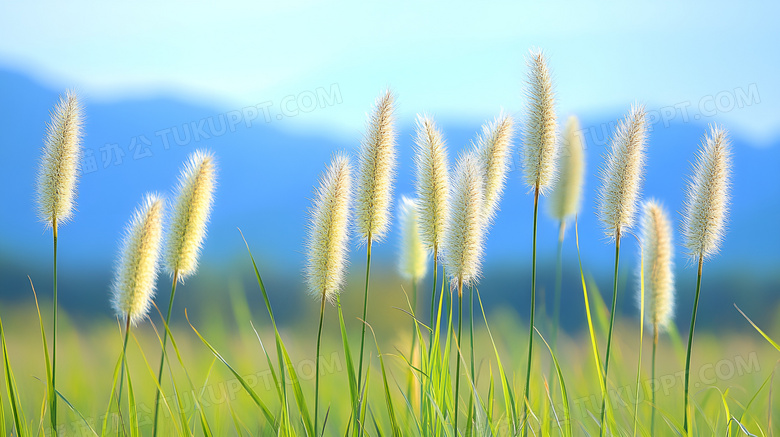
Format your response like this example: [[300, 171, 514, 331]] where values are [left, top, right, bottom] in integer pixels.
[[454, 277, 464, 434], [683, 255, 704, 435], [545, 220, 565, 436], [116, 316, 132, 437], [467, 284, 475, 437], [51, 220, 58, 436], [406, 279, 419, 417], [314, 293, 326, 437], [356, 235, 373, 421], [522, 186, 540, 437], [599, 230, 622, 436], [428, 247, 439, 355], [651, 326, 658, 437], [551, 220, 565, 350], [152, 271, 179, 437]]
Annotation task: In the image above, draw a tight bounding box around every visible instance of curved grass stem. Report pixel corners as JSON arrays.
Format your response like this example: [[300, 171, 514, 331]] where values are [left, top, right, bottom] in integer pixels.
[[522, 186, 540, 437], [51, 220, 58, 436], [314, 293, 326, 437], [599, 229, 621, 436], [152, 271, 179, 437], [683, 255, 704, 435]]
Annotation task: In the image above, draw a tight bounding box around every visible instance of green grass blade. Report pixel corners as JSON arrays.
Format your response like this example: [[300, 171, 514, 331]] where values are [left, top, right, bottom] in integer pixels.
[[476, 288, 517, 433], [366, 324, 401, 437], [277, 334, 314, 437], [735, 304, 780, 352], [186, 310, 277, 429], [337, 296, 360, 435], [534, 328, 571, 437], [574, 220, 606, 397], [0, 312, 24, 437]]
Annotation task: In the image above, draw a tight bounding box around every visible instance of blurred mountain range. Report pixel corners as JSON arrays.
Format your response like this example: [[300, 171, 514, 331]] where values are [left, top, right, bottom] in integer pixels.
[[1, 68, 778, 327]]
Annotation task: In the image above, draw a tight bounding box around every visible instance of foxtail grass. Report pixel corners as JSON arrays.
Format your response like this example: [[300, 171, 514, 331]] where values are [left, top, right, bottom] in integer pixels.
[[681, 125, 731, 434], [637, 200, 675, 436], [355, 90, 397, 429], [443, 153, 485, 433], [35, 90, 83, 435], [520, 49, 558, 435], [412, 114, 449, 359], [153, 149, 217, 437], [306, 154, 353, 436], [546, 116, 585, 419], [596, 104, 648, 435]]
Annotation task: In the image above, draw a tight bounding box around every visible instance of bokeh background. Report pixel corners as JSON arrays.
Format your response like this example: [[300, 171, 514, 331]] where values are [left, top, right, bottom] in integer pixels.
[[1, 0, 779, 381]]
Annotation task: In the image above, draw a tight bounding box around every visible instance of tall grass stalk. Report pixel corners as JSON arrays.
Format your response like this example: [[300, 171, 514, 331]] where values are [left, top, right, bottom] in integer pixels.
[[153, 150, 216, 436], [599, 233, 621, 432], [681, 125, 731, 434], [152, 274, 178, 434], [522, 186, 540, 435]]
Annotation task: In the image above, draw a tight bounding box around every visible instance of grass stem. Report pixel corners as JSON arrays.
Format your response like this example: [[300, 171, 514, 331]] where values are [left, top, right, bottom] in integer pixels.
[[683, 255, 704, 435], [454, 276, 463, 433], [152, 270, 179, 437], [51, 219, 58, 436], [599, 229, 621, 436], [356, 235, 372, 435], [522, 186, 540, 437], [315, 293, 326, 437], [651, 325, 658, 437]]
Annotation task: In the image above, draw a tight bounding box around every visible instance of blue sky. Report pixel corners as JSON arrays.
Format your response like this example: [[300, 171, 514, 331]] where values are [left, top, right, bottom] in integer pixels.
[[1, 1, 779, 143]]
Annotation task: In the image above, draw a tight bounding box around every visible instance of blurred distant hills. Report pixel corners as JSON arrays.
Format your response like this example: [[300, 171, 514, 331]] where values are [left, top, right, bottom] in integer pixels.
[[1, 68, 778, 327]]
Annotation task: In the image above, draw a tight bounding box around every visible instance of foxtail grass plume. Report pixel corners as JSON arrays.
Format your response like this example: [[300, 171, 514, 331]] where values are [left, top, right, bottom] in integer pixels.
[[36, 90, 83, 226], [413, 115, 449, 252], [522, 49, 558, 193], [638, 200, 675, 330], [398, 196, 428, 282], [305, 155, 353, 302], [474, 113, 514, 223], [597, 105, 648, 239], [548, 116, 586, 221], [356, 90, 397, 241], [682, 125, 732, 259], [164, 150, 217, 280], [443, 153, 486, 291], [111, 194, 166, 325]]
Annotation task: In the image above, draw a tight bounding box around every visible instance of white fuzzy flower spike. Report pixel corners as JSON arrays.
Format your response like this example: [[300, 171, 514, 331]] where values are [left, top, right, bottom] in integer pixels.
[[522, 49, 558, 194], [443, 153, 486, 293], [398, 196, 428, 282], [165, 150, 217, 280], [413, 114, 449, 254], [356, 90, 397, 242], [548, 116, 586, 222], [638, 200, 675, 331], [112, 194, 166, 325], [597, 105, 648, 239], [36, 90, 83, 226], [475, 113, 514, 223], [682, 124, 732, 259], [305, 154, 353, 302]]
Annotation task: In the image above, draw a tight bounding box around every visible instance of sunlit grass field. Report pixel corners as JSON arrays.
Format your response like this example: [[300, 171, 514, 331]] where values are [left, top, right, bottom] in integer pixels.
[[1, 264, 778, 436]]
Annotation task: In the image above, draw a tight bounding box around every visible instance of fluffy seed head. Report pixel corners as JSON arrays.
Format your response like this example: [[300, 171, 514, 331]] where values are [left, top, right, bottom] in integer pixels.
[[111, 194, 165, 325], [305, 155, 353, 303], [355, 90, 397, 242], [597, 105, 648, 239], [548, 116, 586, 222], [443, 153, 486, 292], [165, 150, 217, 280], [682, 124, 732, 259], [522, 49, 558, 193], [413, 115, 450, 253], [398, 196, 428, 282], [474, 113, 514, 224], [638, 200, 675, 331], [36, 90, 83, 226]]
